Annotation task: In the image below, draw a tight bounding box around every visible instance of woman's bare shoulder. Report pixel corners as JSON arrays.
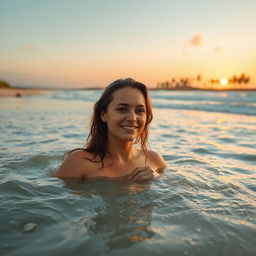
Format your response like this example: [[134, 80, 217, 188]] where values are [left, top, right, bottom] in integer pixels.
[[147, 150, 167, 172], [55, 149, 99, 179]]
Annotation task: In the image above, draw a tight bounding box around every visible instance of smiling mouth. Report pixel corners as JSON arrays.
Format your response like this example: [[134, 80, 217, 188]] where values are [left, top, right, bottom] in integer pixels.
[[120, 125, 138, 130]]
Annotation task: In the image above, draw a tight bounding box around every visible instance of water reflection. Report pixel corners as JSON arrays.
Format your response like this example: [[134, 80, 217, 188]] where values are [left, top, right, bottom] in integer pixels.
[[63, 178, 155, 251]]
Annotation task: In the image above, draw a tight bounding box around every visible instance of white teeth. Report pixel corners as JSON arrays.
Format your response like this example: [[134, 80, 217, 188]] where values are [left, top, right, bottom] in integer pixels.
[[121, 125, 137, 129]]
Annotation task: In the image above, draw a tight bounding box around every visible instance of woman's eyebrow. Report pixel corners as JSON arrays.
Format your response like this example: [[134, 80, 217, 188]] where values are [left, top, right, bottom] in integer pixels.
[[116, 103, 129, 107], [116, 103, 146, 108]]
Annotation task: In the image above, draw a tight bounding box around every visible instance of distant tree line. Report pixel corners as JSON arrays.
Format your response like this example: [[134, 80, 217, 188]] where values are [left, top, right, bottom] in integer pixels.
[[157, 74, 201, 89], [210, 73, 250, 87], [0, 80, 12, 88], [157, 73, 251, 90]]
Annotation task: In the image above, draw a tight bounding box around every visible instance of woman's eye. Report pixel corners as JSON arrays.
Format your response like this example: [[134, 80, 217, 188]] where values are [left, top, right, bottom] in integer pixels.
[[136, 109, 146, 114], [117, 108, 127, 112]]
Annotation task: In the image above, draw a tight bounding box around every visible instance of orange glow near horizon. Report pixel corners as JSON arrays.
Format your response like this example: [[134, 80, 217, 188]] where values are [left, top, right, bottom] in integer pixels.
[[0, 1, 256, 89]]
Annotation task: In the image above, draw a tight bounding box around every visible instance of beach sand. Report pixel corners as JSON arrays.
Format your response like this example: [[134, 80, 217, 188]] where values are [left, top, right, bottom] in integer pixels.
[[0, 88, 53, 98]]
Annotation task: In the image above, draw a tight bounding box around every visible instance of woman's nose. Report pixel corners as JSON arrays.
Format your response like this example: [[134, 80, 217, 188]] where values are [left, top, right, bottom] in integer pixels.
[[126, 110, 136, 121]]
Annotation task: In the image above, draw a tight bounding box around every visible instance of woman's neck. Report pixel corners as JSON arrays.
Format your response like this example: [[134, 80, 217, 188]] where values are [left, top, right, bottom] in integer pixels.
[[107, 139, 135, 163]]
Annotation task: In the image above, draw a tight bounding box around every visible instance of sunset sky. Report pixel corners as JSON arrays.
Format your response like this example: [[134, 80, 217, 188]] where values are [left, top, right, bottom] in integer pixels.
[[0, 0, 255, 88]]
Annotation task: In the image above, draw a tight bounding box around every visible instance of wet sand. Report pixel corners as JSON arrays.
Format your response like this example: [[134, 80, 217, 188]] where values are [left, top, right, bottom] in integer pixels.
[[0, 88, 53, 97]]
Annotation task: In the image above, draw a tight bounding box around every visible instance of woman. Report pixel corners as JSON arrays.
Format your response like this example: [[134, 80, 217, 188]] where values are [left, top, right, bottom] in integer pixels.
[[56, 78, 166, 181]]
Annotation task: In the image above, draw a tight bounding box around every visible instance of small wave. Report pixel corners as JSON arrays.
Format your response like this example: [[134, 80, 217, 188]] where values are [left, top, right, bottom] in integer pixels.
[[0, 179, 37, 197], [169, 173, 212, 190], [151, 91, 256, 103], [220, 153, 256, 163], [210, 182, 241, 192], [192, 148, 212, 154], [231, 167, 254, 175], [161, 134, 176, 138], [153, 102, 256, 116], [173, 158, 207, 165], [51, 90, 101, 102], [238, 143, 256, 149], [245, 184, 256, 192], [217, 137, 235, 143]]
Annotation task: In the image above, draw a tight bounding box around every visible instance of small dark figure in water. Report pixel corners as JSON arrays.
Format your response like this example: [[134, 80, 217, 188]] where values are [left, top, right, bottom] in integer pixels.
[[15, 92, 21, 97], [56, 78, 166, 181]]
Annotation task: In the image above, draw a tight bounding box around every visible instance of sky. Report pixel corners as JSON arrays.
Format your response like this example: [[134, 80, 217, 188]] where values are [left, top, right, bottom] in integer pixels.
[[0, 0, 256, 88]]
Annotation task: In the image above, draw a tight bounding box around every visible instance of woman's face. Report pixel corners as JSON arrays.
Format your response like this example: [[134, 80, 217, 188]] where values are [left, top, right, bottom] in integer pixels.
[[101, 87, 147, 142]]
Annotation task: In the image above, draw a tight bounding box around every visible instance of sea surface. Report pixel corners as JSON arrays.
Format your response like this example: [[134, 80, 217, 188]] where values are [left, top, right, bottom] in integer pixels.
[[0, 90, 256, 256]]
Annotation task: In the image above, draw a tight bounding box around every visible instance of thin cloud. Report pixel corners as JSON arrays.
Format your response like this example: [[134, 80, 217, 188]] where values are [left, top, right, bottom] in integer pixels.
[[213, 46, 222, 53], [190, 34, 202, 47], [182, 51, 189, 57], [20, 44, 34, 51], [181, 33, 202, 56]]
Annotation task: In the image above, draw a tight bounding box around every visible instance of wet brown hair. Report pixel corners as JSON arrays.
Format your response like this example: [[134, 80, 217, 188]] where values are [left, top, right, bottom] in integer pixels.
[[70, 78, 153, 166]]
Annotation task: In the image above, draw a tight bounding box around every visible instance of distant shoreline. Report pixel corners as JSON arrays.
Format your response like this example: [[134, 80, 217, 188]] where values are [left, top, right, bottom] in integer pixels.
[[150, 88, 256, 91], [58, 87, 256, 91], [0, 87, 54, 98], [1, 87, 256, 98], [79, 87, 256, 91]]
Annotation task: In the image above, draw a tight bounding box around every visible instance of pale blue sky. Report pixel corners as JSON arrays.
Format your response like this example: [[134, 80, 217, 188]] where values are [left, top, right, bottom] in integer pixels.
[[0, 0, 255, 87]]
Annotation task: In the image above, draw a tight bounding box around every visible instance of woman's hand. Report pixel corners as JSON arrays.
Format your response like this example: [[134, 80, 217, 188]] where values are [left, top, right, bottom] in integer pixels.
[[129, 166, 160, 182]]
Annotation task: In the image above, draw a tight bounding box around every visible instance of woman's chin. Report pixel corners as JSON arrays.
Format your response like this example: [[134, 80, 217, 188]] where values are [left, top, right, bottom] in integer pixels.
[[120, 135, 137, 142]]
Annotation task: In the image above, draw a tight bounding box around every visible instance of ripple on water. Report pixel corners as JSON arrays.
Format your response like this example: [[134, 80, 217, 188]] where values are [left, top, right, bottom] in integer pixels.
[[217, 137, 236, 143], [10, 154, 62, 172], [245, 183, 256, 193], [231, 167, 254, 175], [238, 143, 256, 149], [168, 173, 210, 191], [173, 158, 207, 165], [0, 179, 37, 197], [192, 148, 212, 154], [220, 153, 256, 163]]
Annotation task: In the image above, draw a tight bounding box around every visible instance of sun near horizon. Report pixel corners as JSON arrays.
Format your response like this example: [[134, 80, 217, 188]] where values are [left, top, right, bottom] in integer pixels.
[[217, 78, 229, 89], [220, 78, 228, 86]]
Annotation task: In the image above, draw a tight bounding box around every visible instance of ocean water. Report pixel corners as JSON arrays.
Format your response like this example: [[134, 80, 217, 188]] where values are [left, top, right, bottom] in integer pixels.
[[0, 90, 255, 256]]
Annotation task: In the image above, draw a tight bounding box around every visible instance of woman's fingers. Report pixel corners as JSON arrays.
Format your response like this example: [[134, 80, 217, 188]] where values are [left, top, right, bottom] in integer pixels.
[[129, 166, 154, 181], [131, 171, 152, 181], [133, 172, 153, 181], [129, 167, 148, 180]]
